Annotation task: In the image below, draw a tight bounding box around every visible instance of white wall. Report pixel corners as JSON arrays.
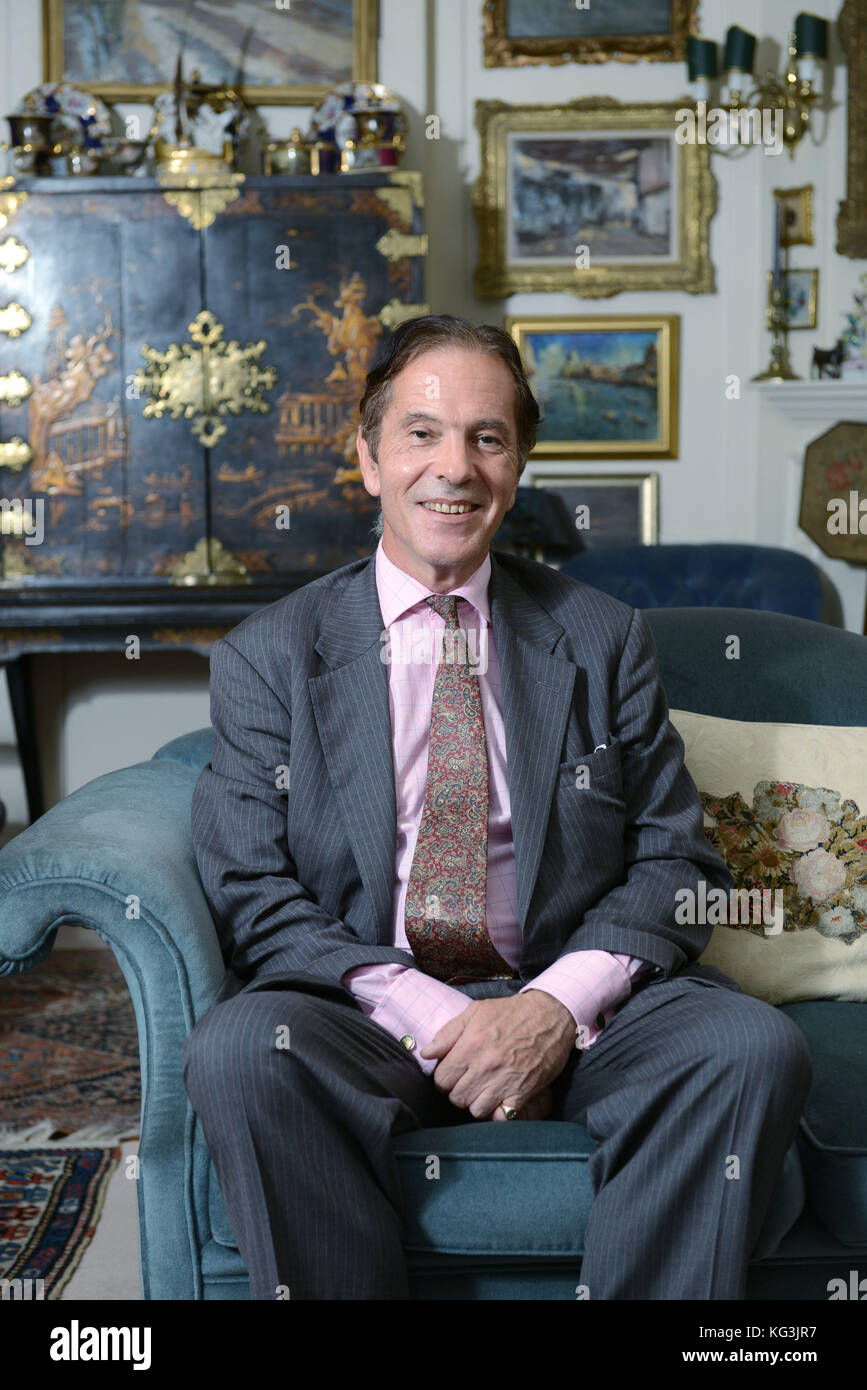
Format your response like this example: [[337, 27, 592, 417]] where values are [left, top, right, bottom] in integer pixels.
[[0, 0, 864, 882]]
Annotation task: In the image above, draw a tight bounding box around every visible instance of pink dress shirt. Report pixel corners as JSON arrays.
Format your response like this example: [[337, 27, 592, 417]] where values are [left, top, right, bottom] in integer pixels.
[[341, 539, 654, 1077]]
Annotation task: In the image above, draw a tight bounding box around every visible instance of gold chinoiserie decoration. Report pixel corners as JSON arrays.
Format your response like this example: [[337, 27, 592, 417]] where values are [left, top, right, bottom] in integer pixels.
[[134, 309, 277, 448], [375, 186, 413, 226], [0, 370, 32, 408], [0, 237, 29, 273], [0, 437, 33, 471], [0, 547, 38, 582], [156, 148, 245, 229], [375, 229, 428, 263], [0, 498, 39, 583], [0, 178, 28, 229], [0, 302, 32, 337], [378, 300, 430, 330], [169, 535, 251, 586], [387, 170, 424, 207]]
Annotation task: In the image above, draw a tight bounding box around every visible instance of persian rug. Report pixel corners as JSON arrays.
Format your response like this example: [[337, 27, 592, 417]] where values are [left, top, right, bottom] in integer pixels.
[[0, 1145, 121, 1299], [0, 1145, 122, 1295], [0, 949, 141, 1147]]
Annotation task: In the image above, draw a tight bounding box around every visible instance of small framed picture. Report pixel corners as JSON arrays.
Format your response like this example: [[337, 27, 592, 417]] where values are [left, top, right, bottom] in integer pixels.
[[507, 314, 679, 459], [482, 0, 698, 67], [774, 185, 814, 247], [767, 268, 818, 330], [520, 467, 659, 548]]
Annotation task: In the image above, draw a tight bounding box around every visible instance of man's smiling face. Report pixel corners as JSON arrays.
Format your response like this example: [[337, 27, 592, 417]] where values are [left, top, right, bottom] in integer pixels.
[[356, 346, 522, 592]]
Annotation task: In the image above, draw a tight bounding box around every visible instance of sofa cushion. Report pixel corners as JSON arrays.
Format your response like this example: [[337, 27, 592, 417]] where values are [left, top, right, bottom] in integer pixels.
[[668, 709, 867, 1005], [392, 1119, 803, 1262], [206, 1117, 804, 1263], [780, 1000, 867, 1245]]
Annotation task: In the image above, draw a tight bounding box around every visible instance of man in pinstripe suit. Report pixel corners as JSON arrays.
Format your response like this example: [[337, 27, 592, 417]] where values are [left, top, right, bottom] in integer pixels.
[[183, 315, 812, 1300]]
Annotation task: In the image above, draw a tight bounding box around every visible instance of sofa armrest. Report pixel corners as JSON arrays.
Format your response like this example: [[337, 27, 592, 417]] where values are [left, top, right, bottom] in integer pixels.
[[0, 757, 228, 1298], [0, 759, 224, 999]]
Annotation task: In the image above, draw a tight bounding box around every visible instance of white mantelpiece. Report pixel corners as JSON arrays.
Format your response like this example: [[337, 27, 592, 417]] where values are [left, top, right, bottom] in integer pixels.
[[751, 379, 867, 424]]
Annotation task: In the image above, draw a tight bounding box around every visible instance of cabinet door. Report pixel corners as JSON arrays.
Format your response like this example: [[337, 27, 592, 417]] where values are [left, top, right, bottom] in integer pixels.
[[201, 176, 425, 585], [0, 185, 205, 587]]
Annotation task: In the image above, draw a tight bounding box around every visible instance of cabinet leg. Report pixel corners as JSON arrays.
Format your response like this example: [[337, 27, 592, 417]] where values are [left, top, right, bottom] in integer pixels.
[[7, 655, 45, 825]]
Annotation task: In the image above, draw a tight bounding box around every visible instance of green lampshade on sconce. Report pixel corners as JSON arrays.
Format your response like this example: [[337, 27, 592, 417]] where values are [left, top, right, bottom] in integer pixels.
[[795, 11, 828, 57], [686, 36, 719, 81], [724, 25, 756, 77], [795, 11, 828, 89]]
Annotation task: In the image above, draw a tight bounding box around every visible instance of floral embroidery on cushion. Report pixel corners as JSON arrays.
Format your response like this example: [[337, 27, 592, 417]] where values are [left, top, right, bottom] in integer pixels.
[[701, 781, 867, 944]]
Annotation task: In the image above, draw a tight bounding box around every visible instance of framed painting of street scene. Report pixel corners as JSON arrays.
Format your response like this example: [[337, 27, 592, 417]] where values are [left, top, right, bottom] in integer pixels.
[[474, 98, 716, 297]]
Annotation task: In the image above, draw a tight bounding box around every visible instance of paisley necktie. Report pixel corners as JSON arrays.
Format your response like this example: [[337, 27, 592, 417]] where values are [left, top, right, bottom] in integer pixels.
[[403, 593, 516, 984]]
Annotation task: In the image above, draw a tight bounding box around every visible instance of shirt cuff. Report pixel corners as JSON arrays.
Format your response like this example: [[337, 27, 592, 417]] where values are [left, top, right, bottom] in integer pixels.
[[342, 962, 471, 1076], [519, 950, 651, 1050]]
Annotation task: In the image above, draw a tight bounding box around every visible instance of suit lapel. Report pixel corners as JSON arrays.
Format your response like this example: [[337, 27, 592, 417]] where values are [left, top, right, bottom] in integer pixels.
[[309, 557, 397, 942], [309, 551, 578, 946], [488, 552, 577, 932]]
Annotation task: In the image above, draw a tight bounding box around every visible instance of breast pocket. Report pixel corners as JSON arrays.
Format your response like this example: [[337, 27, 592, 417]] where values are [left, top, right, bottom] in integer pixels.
[[557, 736, 623, 795]]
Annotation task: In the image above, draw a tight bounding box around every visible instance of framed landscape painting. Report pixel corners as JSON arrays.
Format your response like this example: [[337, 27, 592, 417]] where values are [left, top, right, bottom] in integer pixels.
[[474, 98, 716, 298], [520, 469, 659, 549], [508, 315, 679, 459], [482, 0, 698, 66], [42, 0, 379, 104]]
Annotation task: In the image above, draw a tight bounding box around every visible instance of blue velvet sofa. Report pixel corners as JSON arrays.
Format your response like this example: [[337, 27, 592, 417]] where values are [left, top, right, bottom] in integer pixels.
[[0, 606, 865, 1299], [560, 543, 844, 626]]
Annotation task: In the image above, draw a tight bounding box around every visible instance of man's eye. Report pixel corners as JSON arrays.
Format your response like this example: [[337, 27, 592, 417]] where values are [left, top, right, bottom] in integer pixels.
[[410, 428, 430, 439], [478, 434, 502, 446]]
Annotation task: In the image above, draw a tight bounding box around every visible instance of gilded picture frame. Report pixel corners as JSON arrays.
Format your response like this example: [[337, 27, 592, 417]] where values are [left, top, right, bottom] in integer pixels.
[[474, 98, 717, 298], [482, 0, 699, 68], [42, 0, 379, 106], [520, 468, 660, 548], [508, 315, 679, 459], [775, 185, 814, 248], [837, 0, 867, 258], [766, 269, 818, 331]]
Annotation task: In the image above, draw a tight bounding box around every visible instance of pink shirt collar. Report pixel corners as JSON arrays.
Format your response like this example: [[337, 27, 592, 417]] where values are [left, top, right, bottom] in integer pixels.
[[374, 536, 492, 628]]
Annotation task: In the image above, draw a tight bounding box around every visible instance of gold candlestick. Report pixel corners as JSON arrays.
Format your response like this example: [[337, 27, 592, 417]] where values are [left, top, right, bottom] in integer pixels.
[[752, 288, 800, 381]]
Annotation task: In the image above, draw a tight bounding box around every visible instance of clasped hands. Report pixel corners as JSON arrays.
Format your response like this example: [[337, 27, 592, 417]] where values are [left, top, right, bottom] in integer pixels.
[[419, 989, 577, 1122]]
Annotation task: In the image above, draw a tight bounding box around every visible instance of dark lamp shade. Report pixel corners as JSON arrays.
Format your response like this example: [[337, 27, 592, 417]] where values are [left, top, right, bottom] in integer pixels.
[[795, 12, 828, 58], [686, 36, 719, 80], [723, 25, 756, 74], [493, 487, 584, 559]]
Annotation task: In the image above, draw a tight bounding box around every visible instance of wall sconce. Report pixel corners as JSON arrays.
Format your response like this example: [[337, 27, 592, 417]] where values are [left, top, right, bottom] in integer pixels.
[[685, 12, 829, 156]]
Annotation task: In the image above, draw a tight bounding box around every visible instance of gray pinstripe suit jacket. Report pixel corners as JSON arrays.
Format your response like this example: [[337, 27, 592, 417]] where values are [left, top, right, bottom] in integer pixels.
[[191, 548, 734, 1007]]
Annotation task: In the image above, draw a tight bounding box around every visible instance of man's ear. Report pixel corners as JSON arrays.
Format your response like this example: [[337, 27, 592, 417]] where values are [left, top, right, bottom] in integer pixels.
[[356, 427, 381, 499]]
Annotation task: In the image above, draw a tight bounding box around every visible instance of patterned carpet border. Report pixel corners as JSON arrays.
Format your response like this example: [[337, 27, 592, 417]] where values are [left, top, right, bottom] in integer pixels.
[[0, 1146, 121, 1300]]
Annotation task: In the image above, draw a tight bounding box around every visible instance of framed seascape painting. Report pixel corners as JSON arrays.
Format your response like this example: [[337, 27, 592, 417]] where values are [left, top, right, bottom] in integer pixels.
[[507, 315, 679, 459], [482, 0, 699, 67], [520, 469, 659, 549], [42, 0, 379, 104], [474, 98, 716, 298]]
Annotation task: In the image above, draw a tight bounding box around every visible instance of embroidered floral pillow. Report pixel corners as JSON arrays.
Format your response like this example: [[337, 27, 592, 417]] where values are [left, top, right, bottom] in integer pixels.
[[668, 711, 867, 1004]]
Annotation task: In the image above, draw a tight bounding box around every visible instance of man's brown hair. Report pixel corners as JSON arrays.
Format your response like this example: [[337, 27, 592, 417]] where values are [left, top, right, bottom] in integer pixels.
[[358, 314, 541, 472]]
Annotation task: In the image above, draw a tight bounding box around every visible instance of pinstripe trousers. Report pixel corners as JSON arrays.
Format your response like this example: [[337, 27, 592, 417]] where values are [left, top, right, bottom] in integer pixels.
[[181, 965, 812, 1300]]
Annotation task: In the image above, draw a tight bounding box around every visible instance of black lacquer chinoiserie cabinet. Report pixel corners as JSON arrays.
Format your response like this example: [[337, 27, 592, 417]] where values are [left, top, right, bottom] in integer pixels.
[[0, 170, 427, 822]]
